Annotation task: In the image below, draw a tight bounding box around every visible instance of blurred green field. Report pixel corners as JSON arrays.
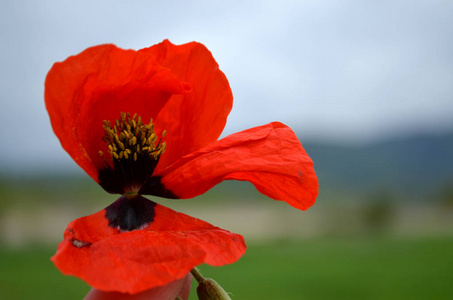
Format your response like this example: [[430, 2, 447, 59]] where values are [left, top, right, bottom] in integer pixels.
[[1, 237, 453, 299], [1, 177, 453, 299]]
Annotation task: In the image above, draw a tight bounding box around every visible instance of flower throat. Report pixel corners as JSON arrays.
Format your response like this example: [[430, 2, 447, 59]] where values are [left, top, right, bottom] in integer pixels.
[[98, 112, 166, 195]]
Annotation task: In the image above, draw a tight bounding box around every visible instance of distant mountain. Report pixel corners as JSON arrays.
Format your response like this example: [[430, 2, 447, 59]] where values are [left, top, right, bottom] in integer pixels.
[[301, 131, 453, 198]]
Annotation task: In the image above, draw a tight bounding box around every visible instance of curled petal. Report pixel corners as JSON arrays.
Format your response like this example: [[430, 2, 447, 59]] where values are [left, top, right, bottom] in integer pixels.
[[51, 201, 245, 294], [147, 122, 318, 210]]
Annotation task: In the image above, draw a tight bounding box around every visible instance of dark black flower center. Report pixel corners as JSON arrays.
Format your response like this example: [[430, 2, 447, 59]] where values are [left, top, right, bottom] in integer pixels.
[[98, 112, 166, 194], [105, 195, 157, 231]]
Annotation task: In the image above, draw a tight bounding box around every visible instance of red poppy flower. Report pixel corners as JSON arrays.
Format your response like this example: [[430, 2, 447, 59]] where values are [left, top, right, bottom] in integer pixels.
[[45, 40, 318, 295]]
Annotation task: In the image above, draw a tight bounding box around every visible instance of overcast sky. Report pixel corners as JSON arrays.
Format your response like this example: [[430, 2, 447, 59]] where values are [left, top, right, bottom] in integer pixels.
[[1, 0, 453, 173]]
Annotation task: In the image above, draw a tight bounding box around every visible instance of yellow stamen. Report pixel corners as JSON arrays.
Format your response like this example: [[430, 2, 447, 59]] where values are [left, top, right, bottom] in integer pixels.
[[100, 112, 166, 163]]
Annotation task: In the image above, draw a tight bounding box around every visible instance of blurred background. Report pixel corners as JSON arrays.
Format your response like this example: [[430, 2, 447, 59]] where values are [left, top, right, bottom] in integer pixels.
[[1, 1, 453, 299]]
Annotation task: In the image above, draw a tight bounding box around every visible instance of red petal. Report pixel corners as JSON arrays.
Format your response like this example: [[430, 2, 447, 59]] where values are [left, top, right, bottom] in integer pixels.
[[51, 203, 245, 294], [143, 40, 233, 173], [155, 122, 318, 210], [84, 273, 193, 300], [45, 42, 191, 181]]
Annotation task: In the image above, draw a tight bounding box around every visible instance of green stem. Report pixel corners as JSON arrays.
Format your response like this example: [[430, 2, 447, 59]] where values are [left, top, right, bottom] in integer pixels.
[[191, 267, 205, 284]]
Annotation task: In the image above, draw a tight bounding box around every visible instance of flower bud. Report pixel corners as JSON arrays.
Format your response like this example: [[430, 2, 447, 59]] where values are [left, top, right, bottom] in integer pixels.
[[196, 278, 232, 300]]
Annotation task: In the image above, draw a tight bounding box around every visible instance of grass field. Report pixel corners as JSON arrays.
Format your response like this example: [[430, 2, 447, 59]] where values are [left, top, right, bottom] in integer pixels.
[[1, 237, 453, 299]]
